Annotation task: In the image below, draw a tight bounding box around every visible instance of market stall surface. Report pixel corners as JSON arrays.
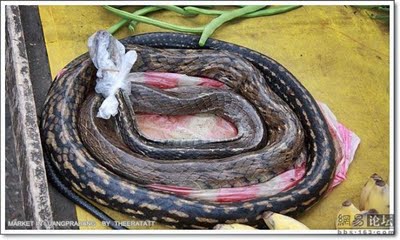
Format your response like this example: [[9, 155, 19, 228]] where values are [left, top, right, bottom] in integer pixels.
[[38, 5, 390, 230]]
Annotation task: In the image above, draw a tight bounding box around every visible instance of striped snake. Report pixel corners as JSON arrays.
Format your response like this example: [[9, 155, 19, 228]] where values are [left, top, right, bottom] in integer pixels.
[[40, 33, 336, 229]]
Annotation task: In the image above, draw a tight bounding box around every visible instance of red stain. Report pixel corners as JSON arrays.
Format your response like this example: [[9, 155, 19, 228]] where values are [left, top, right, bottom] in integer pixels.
[[282, 169, 306, 191], [148, 183, 259, 202], [215, 186, 259, 202], [55, 68, 66, 80], [198, 77, 225, 88], [211, 117, 238, 138], [136, 113, 237, 141], [148, 184, 193, 197], [143, 72, 179, 89]]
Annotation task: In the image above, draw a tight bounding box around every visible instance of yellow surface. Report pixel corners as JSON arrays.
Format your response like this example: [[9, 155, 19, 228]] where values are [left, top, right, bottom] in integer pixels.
[[38, 5, 390, 230]]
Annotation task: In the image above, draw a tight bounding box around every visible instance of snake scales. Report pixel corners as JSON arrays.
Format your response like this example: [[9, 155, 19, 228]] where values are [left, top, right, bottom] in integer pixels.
[[40, 33, 336, 229]]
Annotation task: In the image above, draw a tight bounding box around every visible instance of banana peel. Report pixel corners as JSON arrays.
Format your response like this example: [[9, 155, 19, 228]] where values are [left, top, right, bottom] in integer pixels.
[[262, 211, 309, 230], [363, 179, 390, 214], [359, 173, 383, 210], [335, 200, 361, 229]]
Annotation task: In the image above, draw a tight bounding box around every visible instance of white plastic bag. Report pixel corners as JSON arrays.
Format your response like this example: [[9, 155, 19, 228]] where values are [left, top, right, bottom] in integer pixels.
[[87, 30, 137, 119]]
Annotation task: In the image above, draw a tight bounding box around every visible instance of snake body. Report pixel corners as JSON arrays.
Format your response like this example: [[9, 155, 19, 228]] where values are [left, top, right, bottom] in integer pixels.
[[80, 83, 269, 161], [40, 33, 336, 229], [78, 43, 304, 189]]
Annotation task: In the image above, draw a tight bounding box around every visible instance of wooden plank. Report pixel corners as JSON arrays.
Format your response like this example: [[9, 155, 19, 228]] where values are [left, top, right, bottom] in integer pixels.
[[5, 5, 54, 230], [18, 5, 79, 229]]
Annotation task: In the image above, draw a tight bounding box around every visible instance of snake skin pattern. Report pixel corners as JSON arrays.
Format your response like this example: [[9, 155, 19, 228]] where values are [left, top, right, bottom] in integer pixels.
[[40, 33, 336, 229]]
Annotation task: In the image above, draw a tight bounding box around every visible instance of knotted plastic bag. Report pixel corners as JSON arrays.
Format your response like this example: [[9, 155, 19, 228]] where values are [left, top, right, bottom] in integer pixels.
[[87, 30, 137, 119]]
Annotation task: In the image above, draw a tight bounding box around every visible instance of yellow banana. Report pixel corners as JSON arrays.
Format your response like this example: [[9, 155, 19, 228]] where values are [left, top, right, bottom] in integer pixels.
[[364, 179, 390, 214], [335, 199, 361, 229], [214, 223, 257, 230], [359, 173, 382, 210], [262, 211, 309, 230]]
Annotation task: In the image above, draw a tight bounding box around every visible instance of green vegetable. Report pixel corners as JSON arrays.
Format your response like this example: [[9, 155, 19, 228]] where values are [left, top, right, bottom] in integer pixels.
[[107, 6, 161, 34], [103, 5, 204, 33], [158, 5, 197, 16], [127, 7, 162, 32], [183, 6, 226, 16], [103, 5, 302, 46], [198, 5, 265, 46], [184, 5, 301, 18]]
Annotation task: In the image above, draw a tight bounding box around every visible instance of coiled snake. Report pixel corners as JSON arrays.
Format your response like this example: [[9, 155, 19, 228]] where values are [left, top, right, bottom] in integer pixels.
[[40, 33, 336, 229]]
